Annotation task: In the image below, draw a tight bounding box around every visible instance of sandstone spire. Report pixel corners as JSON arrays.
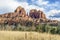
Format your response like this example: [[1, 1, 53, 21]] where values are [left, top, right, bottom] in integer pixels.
[[29, 9, 46, 19], [14, 6, 26, 15]]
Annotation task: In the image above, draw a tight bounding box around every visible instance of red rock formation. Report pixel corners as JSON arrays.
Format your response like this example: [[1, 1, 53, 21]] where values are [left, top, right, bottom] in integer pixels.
[[0, 6, 27, 24], [0, 6, 47, 24], [29, 9, 39, 18], [15, 6, 26, 17], [29, 9, 46, 19]]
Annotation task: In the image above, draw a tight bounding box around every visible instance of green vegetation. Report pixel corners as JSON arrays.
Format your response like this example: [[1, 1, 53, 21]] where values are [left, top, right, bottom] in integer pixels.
[[35, 24, 60, 34], [0, 20, 60, 34]]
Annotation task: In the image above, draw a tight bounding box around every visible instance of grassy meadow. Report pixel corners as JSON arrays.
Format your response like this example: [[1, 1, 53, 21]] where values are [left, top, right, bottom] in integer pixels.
[[0, 31, 60, 40]]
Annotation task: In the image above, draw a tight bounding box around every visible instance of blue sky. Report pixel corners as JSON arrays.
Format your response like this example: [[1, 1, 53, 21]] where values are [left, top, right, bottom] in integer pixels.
[[0, 0, 60, 21]]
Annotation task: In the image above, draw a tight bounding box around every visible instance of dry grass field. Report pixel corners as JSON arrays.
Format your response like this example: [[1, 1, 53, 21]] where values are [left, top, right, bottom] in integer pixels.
[[0, 31, 60, 40]]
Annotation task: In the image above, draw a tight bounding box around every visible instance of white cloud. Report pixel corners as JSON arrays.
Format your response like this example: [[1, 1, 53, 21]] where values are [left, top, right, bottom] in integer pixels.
[[47, 9, 60, 16], [0, 0, 19, 13], [0, 0, 29, 13], [0, 0, 45, 14], [36, 0, 49, 5], [47, 1, 60, 7], [42, 1, 60, 21], [50, 18, 60, 21], [46, 9, 60, 21]]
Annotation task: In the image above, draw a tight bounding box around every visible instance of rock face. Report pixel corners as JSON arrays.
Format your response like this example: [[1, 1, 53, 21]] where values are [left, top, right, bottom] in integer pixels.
[[29, 9, 38, 18], [0, 6, 26, 18], [29, 9, 46, 19], [0, 6, 27, 24], [0, 6, 51, 24], [38, 10, 46, 19], [14, 6, 26, 17], [29, 9, 46, 23]]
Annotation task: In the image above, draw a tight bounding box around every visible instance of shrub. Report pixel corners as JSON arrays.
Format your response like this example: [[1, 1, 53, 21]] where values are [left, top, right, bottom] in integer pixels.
[[50, 27, 57, 34], [35, 23, 46, 32], [25, 20, 33, 27], [57, 27, 60, 34], [35, 25, 41, 32]]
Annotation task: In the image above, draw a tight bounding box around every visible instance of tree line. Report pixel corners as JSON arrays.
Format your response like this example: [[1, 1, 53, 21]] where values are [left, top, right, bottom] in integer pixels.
[[0, 20, 60, 34]]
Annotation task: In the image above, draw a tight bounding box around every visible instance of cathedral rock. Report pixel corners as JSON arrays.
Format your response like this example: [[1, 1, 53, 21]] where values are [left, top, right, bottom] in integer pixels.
[[0, 6, 58, 25], [29, 9, 46, 23], [29, 9, 46, 19]]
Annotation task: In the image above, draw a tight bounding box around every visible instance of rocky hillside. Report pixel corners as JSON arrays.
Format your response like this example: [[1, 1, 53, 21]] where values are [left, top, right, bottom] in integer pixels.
[[0, 6, 58, 25]]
